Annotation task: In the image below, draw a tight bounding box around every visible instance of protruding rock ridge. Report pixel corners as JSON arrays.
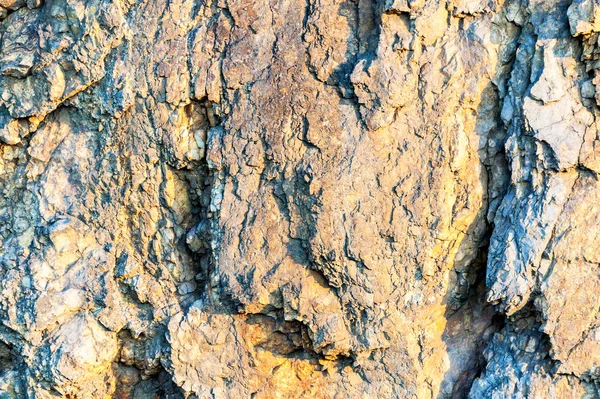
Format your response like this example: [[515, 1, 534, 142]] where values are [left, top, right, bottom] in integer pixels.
[[0, 0, 599, 397], [475, 0, 600, 396]]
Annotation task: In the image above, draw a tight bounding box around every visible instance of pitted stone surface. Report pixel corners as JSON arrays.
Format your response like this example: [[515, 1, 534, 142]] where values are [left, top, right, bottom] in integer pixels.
[[0, 0, 599, 398]]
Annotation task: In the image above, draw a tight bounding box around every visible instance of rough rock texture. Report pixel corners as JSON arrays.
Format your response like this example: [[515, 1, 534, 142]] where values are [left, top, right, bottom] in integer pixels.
[[1, 0, 600, 397]]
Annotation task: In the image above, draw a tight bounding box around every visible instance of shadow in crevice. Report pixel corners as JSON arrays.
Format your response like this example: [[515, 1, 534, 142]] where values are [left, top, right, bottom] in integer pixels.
[[326, 1, 512, 396], [437, 80, 512, 398], [441, 0, 600, 396], [439, 238, 505, 398], [302, 0, 381, 99], [437, 2, 520, 397]]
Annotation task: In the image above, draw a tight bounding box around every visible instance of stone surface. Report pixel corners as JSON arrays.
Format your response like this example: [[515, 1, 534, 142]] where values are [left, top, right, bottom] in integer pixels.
[[0, 0, 599, 397]]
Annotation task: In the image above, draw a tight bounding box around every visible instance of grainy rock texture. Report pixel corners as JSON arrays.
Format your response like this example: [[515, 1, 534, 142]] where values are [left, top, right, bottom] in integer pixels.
[[0, 0, 599, 397]]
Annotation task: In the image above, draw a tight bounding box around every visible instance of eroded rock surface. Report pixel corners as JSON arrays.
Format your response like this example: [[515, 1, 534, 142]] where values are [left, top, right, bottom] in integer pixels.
[[0, 0, 599, 397]]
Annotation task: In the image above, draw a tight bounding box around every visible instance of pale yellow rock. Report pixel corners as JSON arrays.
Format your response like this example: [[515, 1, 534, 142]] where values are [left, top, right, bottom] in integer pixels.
[[0, 0, 599, 397]]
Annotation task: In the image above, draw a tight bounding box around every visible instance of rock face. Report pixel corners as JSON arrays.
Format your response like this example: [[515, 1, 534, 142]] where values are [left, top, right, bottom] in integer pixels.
[[0, 0, 599, 397]]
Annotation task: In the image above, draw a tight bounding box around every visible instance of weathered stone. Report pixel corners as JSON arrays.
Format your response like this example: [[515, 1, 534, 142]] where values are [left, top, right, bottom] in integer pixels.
[[568, 0, 600, 36], [0, 0, 600, 397]]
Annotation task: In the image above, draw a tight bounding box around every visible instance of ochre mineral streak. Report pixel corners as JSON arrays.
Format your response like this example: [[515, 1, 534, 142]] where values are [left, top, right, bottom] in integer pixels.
[[0, 0, 599, 397]]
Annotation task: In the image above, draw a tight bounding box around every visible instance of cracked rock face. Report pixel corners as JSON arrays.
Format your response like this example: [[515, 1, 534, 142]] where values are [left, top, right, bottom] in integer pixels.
[[1, 0, 600, 397]]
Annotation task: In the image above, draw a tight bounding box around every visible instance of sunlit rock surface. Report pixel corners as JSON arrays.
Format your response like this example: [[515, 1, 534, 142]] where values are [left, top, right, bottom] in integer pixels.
[[0, 0, 599, 397]]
